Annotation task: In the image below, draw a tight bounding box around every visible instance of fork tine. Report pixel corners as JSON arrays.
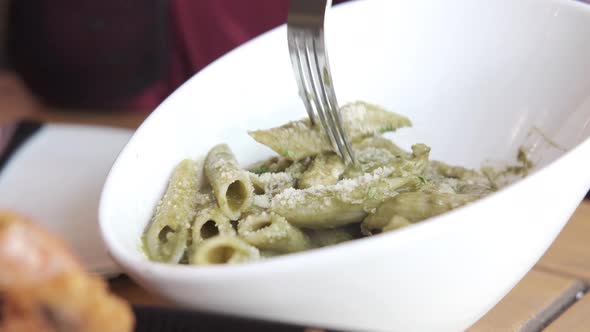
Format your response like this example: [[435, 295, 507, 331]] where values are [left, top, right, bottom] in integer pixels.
[[308, 37, 348, 161], [288, 29, 316, 125], [300, 33, 339, 151], [287, 0, 354, 163], [312, 35, 355, 164]]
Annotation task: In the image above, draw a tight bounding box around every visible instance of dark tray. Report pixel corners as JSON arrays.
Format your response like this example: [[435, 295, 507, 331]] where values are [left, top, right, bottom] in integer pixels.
[[0, 120, 43, 173], [132, 305, 338, 332]]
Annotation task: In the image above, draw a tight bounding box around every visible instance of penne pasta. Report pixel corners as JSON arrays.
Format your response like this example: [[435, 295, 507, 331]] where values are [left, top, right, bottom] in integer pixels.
[[142, 100, 521, 266], [248, 102, 412, 160], [190, 206, 236, 248], [204, 144, 254, 219], [237, 213, 311, 253], [307, 226, 358, 247], [271, 175, 419, 229], [189, 236, 260, 265], [143, 159, 201, 263], [298, 153, 345, 189], [361, 192, 481, 235]]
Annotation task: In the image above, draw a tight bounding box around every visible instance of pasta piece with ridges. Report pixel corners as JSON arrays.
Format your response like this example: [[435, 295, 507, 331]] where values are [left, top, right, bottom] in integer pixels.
[[353, 136, 411, 157], [204, 144, 254, 219], [344, 143, 430, 178], [248, 101, 412, 160], [361, 192, 481, 235], [298, 153, 345, 189], [189, 236, 260, 265], [238, 213, 311, 253], [190, 206, 236, 249], [249, 172, 295, 196], [143, 159, 200, 263], [248, 156, 293, 174], [271, 172, 420, 229], [307, 226, 358, 247]]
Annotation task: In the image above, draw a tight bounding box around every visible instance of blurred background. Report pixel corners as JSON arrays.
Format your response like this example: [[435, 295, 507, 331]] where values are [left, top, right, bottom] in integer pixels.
[[0, 0, 348, 122], [0, 2, 588, 331], [0, 0, 588, 199]]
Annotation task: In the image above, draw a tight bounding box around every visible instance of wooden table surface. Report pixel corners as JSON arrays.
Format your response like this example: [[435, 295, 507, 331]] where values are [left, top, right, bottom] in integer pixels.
[[37, 110, 590, 331]]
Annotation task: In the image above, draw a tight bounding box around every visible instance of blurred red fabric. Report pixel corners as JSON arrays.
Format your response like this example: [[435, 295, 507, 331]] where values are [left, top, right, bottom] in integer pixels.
[[127, 0, 287, 111], [129, 0, 346, 111], [4, 0, 346, 111]]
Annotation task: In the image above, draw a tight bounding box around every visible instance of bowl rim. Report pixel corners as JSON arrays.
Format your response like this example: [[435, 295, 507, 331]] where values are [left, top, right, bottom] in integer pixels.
[[98, 0, 590, 279]]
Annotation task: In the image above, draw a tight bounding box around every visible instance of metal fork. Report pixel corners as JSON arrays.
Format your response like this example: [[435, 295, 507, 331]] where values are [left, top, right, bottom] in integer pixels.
[[287, 0, 355, 164]]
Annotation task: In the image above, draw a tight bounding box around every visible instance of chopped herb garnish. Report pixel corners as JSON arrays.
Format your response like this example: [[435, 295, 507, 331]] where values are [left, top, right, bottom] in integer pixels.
[[251, 165, 270, 174], [367, 187, 377, 199], [285, 149, 295, 159]]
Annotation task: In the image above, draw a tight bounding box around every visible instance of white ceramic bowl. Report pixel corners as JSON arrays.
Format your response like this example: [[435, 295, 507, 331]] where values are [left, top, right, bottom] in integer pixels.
[[99, 0, 590, 331]]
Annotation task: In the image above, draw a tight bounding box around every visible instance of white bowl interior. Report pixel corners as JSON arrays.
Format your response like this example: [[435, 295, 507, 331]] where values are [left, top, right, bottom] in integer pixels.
[[100, 0, 590, 330], [104, 0, 590, 258]]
